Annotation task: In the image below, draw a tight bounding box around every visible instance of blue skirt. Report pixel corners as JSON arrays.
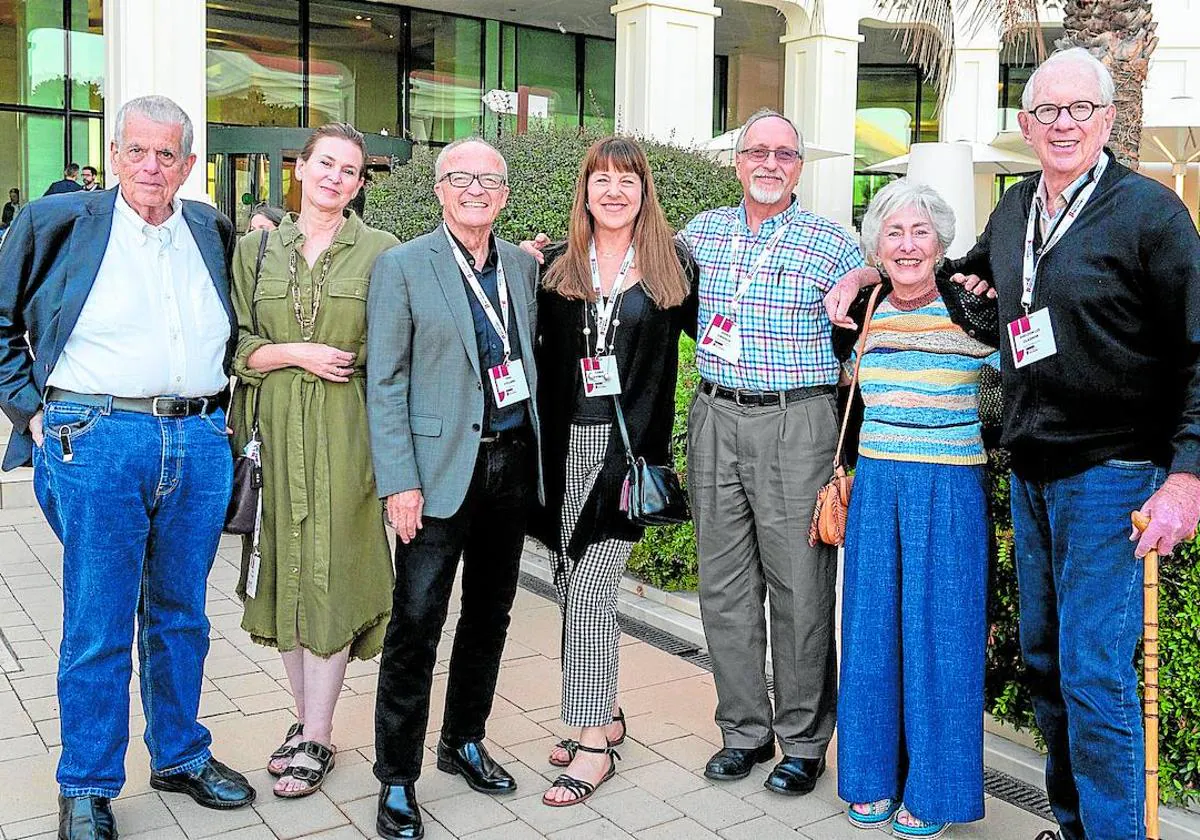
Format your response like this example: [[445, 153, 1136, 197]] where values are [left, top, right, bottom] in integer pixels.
[[836, 456, 988, 824]]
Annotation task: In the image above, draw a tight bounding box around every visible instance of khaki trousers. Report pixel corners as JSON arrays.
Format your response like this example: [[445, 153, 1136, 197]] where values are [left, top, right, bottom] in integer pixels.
[[687, 386, 839, 759]]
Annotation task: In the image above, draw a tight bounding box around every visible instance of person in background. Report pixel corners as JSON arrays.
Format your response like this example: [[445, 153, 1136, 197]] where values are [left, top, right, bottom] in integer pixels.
[[833, 179, 999, 839], [82, 166, 102, 191], [532, 136, 696, 807], [247, 203, 285, 233], [1, 188, 21, 229], [44, 163, 83, 196], [230, 122, 398, 799]]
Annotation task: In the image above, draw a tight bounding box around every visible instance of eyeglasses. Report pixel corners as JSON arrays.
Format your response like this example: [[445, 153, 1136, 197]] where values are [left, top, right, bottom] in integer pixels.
[[738, 147, 802, 165], [438, 171, 506, 190], [1028, 101, 1107, 125]]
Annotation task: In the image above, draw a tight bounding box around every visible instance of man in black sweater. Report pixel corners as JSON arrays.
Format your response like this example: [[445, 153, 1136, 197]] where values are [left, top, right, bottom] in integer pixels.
[[827, 47, 1200, 840]]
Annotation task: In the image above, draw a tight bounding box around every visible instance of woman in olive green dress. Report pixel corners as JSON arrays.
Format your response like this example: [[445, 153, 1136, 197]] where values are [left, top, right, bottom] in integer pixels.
[[230, 123, 397, 798]]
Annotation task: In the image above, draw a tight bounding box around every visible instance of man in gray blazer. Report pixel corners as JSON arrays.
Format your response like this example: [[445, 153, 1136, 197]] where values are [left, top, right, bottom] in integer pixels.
[[367, 137, 542, 840]]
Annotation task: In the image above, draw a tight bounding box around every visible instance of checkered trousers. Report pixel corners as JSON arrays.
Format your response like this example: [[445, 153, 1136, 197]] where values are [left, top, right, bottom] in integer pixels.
[[552, 423, 635, 728], [679, 201, 866, 391]]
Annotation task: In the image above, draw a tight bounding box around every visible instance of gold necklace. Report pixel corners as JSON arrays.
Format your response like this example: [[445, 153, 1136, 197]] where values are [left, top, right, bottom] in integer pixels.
[[288, 247, 334, 341]]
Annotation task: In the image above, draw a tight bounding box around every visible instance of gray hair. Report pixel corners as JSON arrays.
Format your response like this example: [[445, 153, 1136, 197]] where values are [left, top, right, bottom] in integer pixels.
[[860, 178, 956, 263], [735, 108, 805, 159], [114, 95, 194, 158], [434, 137, 508, 184], [1021, 47, 1115, 111]]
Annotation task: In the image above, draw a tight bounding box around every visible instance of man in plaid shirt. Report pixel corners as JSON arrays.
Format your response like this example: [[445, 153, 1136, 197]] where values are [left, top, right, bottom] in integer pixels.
[[681, 108, 864, 796]]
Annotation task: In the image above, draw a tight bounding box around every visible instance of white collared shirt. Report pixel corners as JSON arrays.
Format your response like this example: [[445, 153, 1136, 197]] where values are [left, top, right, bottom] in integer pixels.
[[1034, 166, 1094, 239], [48, 191, 231, 398]]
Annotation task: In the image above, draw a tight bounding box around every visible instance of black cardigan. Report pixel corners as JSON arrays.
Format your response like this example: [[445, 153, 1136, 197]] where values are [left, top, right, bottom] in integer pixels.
[[946, 150, 1200, 481], [529, 243, 698, 560]]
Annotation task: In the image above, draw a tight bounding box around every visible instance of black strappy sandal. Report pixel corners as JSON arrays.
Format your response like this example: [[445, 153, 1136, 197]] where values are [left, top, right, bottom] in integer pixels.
[[542, 743, 620, 807], [549, 708, 628, 767], [273, 740, 336, 799], [267, 721, 304, 777]]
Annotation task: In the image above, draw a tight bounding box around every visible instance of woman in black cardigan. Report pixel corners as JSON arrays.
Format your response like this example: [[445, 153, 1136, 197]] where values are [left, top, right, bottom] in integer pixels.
[[531, 137, 696, 807]]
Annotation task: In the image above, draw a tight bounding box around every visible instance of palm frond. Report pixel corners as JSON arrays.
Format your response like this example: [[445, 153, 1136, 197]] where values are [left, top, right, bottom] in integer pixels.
[[875, 0, 957, 111], [964, 0, 1045, 65]]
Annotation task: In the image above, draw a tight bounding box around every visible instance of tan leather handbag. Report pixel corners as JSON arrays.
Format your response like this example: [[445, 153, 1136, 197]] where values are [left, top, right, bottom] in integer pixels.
[[808, 285, 883, 548]]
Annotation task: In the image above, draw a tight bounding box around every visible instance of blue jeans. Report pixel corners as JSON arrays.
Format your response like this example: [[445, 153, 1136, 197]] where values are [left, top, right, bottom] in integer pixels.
[[1012, 460, 1164, 840], [838, 457, 988, 824], [32, 399, 233, 798]]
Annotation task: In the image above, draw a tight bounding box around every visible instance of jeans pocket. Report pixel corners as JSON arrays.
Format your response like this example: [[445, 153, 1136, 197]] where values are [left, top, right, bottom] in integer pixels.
[[198, 407, 231, 438], [43, 403, 103, 464]]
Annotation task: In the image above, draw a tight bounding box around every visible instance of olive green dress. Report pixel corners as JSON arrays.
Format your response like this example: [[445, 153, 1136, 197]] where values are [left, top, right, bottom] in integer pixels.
[[231, 213, 398, 660]]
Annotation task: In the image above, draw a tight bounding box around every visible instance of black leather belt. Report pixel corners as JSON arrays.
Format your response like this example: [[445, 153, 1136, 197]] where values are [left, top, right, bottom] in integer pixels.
[[479, 427, 527, 446], [46, 387, 219, 418], [700, 380, 834, 408]]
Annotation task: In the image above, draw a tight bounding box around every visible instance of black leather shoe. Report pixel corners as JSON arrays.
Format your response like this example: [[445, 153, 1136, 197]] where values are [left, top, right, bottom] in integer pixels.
[[703, 743, 776, 780], [377, 784, 423, 840], [58, 794, 116, 840], [763, 755, 826, 795], [436, 739, 517, 794], [149, 757, 255, 809]]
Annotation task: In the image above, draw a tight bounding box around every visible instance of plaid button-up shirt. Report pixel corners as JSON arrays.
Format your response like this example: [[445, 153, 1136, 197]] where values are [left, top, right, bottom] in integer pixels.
[[679, 199, 865, 391]]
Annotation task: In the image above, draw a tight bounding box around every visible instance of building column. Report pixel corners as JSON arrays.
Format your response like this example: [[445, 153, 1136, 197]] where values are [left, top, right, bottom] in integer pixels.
[[781, 32, 861, 230], [939, 42, 1001, 234], [611, 0, 721, 146], [103, 0, 208, 200]]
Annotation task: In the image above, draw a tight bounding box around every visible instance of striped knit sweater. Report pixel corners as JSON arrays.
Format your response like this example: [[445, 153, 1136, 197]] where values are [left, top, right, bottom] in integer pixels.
[[855, 289, 1000, 466]]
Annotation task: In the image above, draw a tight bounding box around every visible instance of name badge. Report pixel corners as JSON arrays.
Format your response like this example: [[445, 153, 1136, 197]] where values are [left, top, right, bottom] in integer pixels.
[[1008, 308, 1058, 369], [699, 313, 741, 364], [488, 358, 531, 406], [245, 549, 261, 599], [581, 356, 622, 397]]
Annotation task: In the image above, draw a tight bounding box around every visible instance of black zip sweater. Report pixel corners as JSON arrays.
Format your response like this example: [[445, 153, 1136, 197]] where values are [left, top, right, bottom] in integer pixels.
[[946, 150, 1200, 482]]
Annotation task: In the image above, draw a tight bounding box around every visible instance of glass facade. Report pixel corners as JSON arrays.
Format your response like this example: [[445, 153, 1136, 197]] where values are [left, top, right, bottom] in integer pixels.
[[0, 0, 103, 208], [205, 2, 620, 146]]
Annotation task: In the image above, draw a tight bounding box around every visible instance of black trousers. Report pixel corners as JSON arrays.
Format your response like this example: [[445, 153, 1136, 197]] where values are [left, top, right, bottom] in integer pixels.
[[373, 435, 534, 784]]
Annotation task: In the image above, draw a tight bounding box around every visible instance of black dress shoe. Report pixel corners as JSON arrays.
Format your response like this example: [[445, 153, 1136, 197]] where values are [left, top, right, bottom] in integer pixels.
[[703, 742, 776, 780], [763, 755, 826, 795], [58, 794, 116, 840], [149, 757, 255, 809], [436, 739, 517, 794], [377, 784, 423, 840]]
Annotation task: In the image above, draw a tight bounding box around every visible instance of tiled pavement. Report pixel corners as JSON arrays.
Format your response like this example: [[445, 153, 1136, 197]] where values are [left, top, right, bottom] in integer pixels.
[[0, 504, 1056, 839]]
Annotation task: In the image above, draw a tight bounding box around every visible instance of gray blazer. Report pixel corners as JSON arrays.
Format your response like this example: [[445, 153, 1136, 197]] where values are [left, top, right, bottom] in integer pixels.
[[366, 227, 544, 518]]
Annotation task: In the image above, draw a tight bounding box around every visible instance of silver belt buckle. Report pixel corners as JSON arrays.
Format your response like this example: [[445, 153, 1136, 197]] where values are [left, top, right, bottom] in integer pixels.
[[152, 396, 185, 417]]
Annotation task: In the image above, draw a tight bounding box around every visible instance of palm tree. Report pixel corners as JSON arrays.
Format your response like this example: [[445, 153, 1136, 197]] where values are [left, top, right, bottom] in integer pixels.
[[1059, 0, 1158, 167]]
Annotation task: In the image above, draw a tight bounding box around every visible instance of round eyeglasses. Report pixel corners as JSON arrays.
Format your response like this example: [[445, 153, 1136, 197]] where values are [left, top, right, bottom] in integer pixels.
[[1029, 101, 1107, 126], [737, 147, 802, 165], [439, 171, 507, 190]]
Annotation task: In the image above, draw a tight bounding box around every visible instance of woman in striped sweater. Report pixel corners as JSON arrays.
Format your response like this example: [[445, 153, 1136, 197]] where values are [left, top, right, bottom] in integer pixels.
[[834, 179, 999, 839]]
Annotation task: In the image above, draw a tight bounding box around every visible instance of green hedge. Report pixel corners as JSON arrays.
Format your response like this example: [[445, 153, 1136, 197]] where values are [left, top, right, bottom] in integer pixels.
[[363, 127, 1200, 808]]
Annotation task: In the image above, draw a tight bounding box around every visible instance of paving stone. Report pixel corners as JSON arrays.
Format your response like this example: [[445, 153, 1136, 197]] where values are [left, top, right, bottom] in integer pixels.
[[463, 818, 546, 840], [484, 713, 551, 748], [636, 817, 722, 840], [0, 814, 56, 839], [340, 795, 452, 840], [0, 734, 47, 761], [214, 672, 281, 699], [123, 827, 188, 840], [0, 693, 35, 739], [160, 789, 264, 838], [505, 791, 602, 835], [317, 755, 379, 805], [110, 792, 176, 836], [588, 786, 682, 832], [718, 815, 806, 840], [293, 827, 368, 839], [8, 675, 55, 701], [424, 790, 517, 836], [624, 760, 710, 800], [742, 789, 842, 830], [650, 735, 718, 772], [547, 818, 635, 840], [668, 787, 763, 830], [256, 791, 349, 839]]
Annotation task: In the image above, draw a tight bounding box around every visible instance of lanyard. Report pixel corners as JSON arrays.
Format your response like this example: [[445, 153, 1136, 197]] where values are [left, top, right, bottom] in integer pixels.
[[1021, 154, 1108, 311], [727, 223, 791, 310], [444, 225, 514, 362], [588, 240, 635, 355]]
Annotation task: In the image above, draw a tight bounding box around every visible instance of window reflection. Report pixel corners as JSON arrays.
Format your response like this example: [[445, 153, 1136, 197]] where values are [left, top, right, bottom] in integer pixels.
[[206, 0, 303, 127], [308, 1, 401, 132], [409, 11, 482, 144]]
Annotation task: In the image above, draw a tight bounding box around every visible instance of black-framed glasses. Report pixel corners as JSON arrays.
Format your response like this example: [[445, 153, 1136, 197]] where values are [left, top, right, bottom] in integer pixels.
[[438, 171, 506, 190], [1029, 101, 1107, 125], [738, 146, 802, 165]]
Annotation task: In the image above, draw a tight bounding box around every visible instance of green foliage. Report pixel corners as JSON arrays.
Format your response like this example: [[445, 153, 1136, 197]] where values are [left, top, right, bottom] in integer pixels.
[[364, 124, 744, 244]]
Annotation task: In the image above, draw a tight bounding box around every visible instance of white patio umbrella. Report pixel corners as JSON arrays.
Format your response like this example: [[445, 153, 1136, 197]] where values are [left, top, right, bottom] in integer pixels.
[[701, 125, 847, 166], [1139, 95, 1200, 198], [866, 140, 1041, 175]]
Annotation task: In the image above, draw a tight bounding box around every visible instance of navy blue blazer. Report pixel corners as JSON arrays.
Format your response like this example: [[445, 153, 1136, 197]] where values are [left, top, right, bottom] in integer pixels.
[[0, 187, 237, 470]]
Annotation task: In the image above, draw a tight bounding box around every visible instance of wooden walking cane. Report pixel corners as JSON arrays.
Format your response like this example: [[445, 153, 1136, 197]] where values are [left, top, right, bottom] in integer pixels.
[[1131, 511, 1160, 840]]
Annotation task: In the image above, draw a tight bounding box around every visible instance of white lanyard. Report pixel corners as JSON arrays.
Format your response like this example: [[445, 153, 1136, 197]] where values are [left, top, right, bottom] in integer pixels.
[[1021, 154, 1108, 312], [728, 223, 790, 308], [444, 225, 514, 362], [588, 240, 635, 355]]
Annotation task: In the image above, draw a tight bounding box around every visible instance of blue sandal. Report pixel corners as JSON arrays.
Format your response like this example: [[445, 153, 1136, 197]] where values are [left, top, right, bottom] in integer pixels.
[[847, 798, 900, 828], [891, 805, 950, 839]]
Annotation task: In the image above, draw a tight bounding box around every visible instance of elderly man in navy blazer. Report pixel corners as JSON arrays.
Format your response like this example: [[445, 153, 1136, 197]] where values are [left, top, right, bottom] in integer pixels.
[[0, 95, 254, 840]]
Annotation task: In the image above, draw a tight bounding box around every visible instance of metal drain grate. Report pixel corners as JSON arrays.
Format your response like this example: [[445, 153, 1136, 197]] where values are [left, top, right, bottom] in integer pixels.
[[983, 767, 1055, 821]]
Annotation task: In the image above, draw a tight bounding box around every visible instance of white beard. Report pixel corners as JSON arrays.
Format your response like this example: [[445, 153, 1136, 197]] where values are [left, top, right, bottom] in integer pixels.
[[748, 180, 786, 205]]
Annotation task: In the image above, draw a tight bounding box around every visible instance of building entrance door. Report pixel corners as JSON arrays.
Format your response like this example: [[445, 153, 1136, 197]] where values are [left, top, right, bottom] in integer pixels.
[[207, 126, 411, 231]]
